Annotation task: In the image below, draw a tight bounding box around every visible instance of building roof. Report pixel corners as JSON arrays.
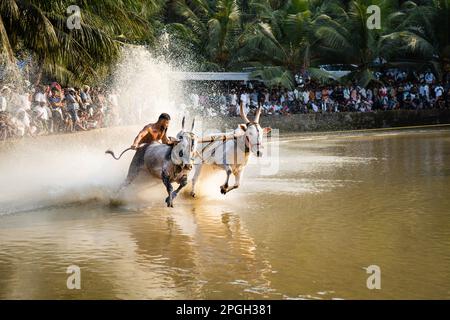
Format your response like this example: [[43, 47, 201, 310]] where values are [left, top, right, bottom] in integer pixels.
[[170, 72, 253, 81]]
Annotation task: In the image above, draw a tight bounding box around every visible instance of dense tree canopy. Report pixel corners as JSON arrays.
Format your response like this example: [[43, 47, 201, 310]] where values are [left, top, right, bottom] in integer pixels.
[[1, 0, 449, 87]]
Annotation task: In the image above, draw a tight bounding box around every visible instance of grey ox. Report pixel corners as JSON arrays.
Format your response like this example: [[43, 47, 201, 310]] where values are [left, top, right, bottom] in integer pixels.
[[107, 117, 197, 207], [190, 104, 270, 197]]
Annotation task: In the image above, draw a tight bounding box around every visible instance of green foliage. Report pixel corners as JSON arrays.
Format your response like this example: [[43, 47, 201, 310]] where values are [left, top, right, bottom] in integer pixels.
[[0, 0, 163, 85], [1, 0, 449, 86]]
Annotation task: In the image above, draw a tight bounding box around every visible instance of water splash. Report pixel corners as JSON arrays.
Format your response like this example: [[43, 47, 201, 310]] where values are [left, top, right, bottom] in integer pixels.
[[110, 46, 186, 130], [0, 46, 191, 215], [0, 45, 239, 215]]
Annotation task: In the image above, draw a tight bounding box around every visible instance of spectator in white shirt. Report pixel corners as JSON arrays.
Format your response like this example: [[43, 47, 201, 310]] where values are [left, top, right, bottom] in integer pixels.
[[302, 90, 309, 104], [435, 85, 444, 99], [419, 83, 429, 101], [0, 87, 10, 112], [240, 90, 247, 106], [425, 71, 435, 84], [190, 92, 199, 108]]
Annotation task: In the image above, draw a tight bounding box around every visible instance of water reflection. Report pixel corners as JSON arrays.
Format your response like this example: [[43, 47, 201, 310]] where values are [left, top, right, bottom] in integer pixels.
[[1, 128, 450, 299], [0, 202, 275, 299]]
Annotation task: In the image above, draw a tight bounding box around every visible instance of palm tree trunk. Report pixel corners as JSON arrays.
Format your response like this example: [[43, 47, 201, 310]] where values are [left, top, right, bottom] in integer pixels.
[[34, 56, 44, 86]]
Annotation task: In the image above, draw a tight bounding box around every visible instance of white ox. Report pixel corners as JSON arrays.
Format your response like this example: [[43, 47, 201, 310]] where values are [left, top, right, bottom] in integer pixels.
[[191, 104, 270, 197]]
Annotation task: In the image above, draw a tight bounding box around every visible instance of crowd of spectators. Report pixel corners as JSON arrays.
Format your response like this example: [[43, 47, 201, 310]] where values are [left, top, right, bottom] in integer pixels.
[[187, 69, 450, 117], [0, 82, 120, 140], [2, 69, 450, 140]]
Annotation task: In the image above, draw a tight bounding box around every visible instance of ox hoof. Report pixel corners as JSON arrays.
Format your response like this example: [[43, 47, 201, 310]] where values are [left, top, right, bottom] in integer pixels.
[[165, 197, 174, 208], [220, 185, 228, 194]]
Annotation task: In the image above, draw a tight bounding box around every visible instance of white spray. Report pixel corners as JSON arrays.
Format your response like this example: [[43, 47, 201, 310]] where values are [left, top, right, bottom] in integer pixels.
[[0, 46, 190, 214]]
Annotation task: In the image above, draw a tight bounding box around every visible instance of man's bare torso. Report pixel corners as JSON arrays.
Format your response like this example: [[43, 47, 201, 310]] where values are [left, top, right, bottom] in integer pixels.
[[140, 123, 167, 144]]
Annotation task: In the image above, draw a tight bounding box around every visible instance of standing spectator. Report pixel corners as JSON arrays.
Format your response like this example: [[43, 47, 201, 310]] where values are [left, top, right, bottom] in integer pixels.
[[229, 89, 237, 116], [190, 92, 199, 109], [0, 87, 10, 112], [64, 88, 83, 131], [48, 87, 64, 133], [33, 85, 51, 132], [239, 88, 249, 115], [33, 96, 49, 133], [287, 89, 295, 107], [81, 85, 94, 116], [434, 84, 444, 108], [419, 81, 430, 102], [425, 70, 435, 84], [435, 84, 444, 99], [218, 94, 227, 115]]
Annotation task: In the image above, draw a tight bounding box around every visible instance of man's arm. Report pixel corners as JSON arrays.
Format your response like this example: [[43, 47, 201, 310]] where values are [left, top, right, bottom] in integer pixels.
[[161, 128, 175, 145], [132, 126, 150, 149]]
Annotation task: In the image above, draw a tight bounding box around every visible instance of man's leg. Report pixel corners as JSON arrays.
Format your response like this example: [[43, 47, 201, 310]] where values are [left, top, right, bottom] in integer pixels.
[[124, 145, 148, 185]]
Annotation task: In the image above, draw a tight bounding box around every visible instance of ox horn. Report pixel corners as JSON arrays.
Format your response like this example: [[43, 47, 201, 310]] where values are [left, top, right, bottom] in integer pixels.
[[181, 116, 186, 131], [254, 106, 262, 123], [239, 102, 250, 123]]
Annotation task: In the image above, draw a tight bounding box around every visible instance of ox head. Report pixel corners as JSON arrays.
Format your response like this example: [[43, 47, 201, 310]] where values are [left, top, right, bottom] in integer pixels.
[[171, 116, 197, 169], [238, 103, 270, 157]]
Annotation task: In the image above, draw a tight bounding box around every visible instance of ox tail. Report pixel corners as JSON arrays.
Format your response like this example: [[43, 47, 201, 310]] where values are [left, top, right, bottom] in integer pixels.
[[105, 147, 133, 160], [105, 143, 149, 160]]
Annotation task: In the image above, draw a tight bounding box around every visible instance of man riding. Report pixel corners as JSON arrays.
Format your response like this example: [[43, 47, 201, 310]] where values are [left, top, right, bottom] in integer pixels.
[[126, 113, 175, 184]]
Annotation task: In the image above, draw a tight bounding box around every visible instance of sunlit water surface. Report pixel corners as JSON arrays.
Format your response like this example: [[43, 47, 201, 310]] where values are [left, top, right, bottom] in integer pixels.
[[1, 127, 449, 299]]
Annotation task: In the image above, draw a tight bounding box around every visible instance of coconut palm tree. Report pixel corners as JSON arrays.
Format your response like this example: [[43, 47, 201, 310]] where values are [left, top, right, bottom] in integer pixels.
[[166, 0, 242, 71], [232, 0, 335, 89], [0, 0, 162, 85], [381, 0, 450, 79], [311, 0, 401, 86], [2, 0, 447, 86]]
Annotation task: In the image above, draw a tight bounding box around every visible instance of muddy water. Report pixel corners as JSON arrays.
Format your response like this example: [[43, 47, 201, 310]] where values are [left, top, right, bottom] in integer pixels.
[[0, 127, 449, 299]]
